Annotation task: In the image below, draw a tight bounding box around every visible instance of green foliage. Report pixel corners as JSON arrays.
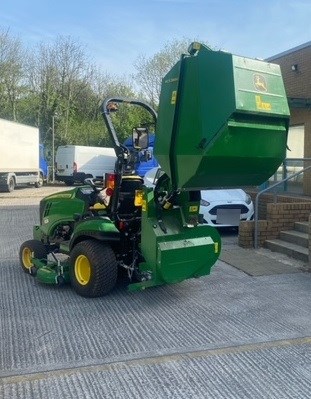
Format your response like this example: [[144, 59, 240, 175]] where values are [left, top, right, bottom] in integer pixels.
[[134, 37, 211, 107], [0, 29, 25, 121], [0, 28, 210, 163], [107, 103, 155, 144]]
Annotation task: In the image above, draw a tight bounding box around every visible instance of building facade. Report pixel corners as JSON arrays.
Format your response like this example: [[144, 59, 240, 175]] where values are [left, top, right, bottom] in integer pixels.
[[268, 42, 311, 195]]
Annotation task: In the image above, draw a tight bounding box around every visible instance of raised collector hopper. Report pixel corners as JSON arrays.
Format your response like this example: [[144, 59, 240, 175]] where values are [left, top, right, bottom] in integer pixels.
[[155, 42, 290, 190]]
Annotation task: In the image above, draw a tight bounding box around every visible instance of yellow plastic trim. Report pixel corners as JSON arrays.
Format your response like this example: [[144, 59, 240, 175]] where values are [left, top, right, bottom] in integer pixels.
[[90, 202, 106, 210], [134, 190, 143, 206]]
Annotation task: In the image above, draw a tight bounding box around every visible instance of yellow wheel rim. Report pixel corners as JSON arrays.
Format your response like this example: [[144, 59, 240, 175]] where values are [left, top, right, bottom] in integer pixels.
[[22, 247, 33, 270], [75, 255, 91, 285]]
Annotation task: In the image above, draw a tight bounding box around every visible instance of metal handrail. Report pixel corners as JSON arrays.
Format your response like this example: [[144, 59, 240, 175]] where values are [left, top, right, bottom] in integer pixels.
[[254, 162, 311, 249]]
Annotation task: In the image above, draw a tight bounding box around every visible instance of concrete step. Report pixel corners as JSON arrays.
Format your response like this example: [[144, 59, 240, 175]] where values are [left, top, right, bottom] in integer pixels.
[[279, 230, 309, 248], [294, 221, 309, 234], [265, 239, 309, 263]]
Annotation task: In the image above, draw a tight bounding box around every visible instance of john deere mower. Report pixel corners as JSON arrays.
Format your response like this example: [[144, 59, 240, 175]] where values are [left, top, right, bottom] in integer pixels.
[[19, 42, 290, 297]]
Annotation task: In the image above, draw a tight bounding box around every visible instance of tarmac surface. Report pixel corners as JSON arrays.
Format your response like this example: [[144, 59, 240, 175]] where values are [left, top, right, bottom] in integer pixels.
[[0, 185, 311, 398]]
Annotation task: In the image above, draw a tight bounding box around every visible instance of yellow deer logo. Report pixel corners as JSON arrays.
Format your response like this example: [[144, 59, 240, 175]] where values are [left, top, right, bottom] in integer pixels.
[[253, 74, 267, 92]]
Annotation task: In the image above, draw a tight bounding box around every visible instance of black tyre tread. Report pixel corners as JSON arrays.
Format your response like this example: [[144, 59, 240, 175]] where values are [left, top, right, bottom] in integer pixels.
[[7, 177, 15, 193], [35, 174, 44, 188], [19, 239, 48, 273], [70, 240, 117, 298]]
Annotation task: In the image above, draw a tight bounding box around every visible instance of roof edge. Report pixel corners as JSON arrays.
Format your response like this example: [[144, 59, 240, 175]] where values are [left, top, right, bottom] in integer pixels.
[[267, 41, 311, 61]]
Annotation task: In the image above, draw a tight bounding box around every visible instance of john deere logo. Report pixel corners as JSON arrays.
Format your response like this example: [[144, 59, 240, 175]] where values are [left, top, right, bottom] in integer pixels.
[[254, 74, 267, 92]]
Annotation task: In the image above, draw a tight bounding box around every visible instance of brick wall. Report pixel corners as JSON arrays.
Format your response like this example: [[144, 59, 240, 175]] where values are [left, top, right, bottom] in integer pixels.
[[239, 220, 273, 248], [238, 202, 311, 248], [247, 190, 311, 219], [270, 45, 311, 195], [271, 45, 311, 99]]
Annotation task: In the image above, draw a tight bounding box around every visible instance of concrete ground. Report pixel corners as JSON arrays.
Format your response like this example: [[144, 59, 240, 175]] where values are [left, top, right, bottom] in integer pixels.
[[1, 185, 311, 398]]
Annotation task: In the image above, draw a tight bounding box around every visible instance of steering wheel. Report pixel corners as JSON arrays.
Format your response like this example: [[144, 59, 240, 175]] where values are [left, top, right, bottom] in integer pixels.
[[84, 177, 103, 193]]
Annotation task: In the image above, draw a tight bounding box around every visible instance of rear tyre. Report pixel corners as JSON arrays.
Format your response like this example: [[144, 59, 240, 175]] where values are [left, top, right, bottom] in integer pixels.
[[19, 240, 48, 274], [70, 240, 117, 297]]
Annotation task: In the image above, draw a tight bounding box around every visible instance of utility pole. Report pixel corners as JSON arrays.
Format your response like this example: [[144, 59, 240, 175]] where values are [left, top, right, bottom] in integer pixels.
[[52, 115, 55, 183]]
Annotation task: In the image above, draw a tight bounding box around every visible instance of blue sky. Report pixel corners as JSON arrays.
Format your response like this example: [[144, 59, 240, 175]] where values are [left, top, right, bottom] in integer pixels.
[[1, 0, 311, 76]]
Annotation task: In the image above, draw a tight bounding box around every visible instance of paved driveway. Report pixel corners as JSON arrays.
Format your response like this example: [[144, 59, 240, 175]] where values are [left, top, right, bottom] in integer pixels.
[[1, 186, 311, 398]]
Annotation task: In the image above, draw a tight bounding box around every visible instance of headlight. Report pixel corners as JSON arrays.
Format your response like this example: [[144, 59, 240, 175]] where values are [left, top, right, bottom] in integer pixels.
[[245, 194, 252, 205], [200, 199, 210, 207]]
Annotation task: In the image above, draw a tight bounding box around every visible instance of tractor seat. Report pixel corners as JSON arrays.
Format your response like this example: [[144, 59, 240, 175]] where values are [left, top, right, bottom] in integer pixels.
[[76, 187, 98, 208]]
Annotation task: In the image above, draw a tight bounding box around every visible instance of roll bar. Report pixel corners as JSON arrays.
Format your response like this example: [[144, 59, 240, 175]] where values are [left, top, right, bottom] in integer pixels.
[[101, 97, 157, 155]]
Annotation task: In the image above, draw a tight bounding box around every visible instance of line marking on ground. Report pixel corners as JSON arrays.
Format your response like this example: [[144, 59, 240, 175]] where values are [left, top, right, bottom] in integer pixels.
[[2, 336, 311, 385]]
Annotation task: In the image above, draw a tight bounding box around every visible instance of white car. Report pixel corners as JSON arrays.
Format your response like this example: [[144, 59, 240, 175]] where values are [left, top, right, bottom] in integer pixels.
[[200, 189, 254, 227], [144, 167, 254, 228]]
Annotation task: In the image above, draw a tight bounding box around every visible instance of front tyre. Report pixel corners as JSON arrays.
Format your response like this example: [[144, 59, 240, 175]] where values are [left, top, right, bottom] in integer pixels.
[[35, 173, 44, 188], [7, 176, 15, 192], [70, 240, 117, 297], [19, 239, 48, 274]]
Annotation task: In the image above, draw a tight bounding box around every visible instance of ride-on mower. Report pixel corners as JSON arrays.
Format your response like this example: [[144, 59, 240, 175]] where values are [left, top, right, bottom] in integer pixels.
[[19, 42, 290, 297]]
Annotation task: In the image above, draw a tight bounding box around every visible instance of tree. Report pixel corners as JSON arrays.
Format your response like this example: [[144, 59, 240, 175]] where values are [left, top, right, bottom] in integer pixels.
[[0, 28, 25, 121], [26, 36, 95, 148], [26, 36, 139, 151], [0, 30, 213, 159], [60, 67, 139, 147], [133, 38, 200, 108]]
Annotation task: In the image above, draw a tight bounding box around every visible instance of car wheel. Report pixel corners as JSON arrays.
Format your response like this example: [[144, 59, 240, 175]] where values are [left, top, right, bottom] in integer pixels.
[[7, 176, 15, 192]]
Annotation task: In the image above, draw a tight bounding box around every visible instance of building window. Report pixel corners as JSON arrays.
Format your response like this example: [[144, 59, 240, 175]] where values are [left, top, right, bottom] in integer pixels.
[[287, 125, 304, 159]]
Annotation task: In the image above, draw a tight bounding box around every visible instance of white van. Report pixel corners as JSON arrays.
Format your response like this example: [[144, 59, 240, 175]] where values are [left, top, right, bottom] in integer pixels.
[[55, 145, 116, 185]]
